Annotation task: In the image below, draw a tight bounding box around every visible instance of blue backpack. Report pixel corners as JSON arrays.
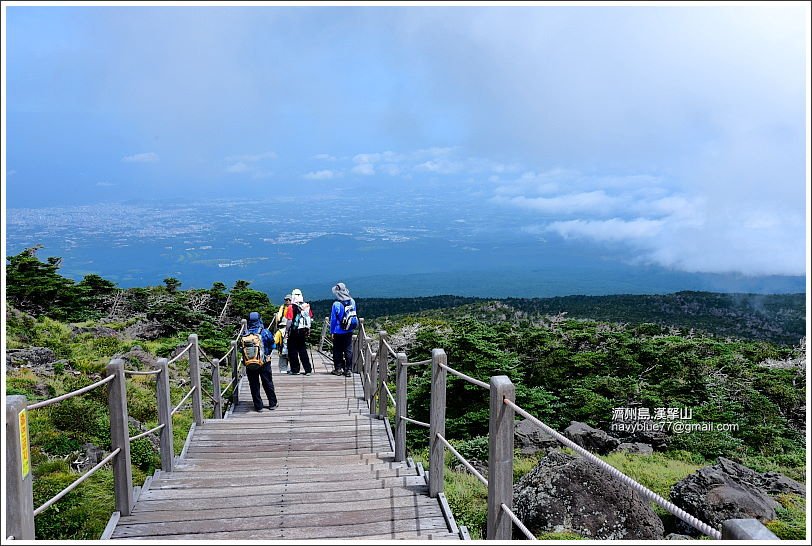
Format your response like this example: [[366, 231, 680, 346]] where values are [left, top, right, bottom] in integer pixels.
[[340, 301, 358, 331]]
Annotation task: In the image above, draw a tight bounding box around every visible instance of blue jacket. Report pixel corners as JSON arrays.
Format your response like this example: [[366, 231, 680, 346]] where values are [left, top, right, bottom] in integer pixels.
[[330, 298, 357, 335], [246, 313, 274, 355]]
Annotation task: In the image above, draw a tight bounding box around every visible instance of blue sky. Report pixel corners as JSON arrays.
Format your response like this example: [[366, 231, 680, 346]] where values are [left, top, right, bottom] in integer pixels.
[[4, 3, 810, 278]]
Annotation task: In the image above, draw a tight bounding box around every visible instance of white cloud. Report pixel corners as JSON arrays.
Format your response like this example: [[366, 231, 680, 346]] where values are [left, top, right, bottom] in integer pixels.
[[304, 170, 339, 180], [314, 153, 336, 161], [496, 191, 621, 216], [226, 162, 250, 173], [352, 163, 375, 176], [122, 152, 159, 163], [546, 218, 664, 242]]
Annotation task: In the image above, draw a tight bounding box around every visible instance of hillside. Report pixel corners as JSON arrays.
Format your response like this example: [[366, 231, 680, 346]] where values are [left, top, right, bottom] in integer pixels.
[[311, 291, 805, 346]]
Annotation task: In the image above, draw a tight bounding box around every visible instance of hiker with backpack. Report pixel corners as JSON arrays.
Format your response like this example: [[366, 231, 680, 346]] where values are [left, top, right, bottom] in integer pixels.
[[284, 288, 314, 375], [274, 294, 292, 373], [330, 282, 358, 377], [241, 311, 278, 412]]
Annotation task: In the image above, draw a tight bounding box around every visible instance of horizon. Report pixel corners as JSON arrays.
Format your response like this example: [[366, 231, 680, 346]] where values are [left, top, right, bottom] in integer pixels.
[[3, 2, 811, 299]]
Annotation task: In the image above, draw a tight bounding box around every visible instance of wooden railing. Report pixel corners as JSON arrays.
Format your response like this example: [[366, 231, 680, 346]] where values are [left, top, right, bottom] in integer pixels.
[[5, 324, 245, 540], [339, 318, 780, 541]]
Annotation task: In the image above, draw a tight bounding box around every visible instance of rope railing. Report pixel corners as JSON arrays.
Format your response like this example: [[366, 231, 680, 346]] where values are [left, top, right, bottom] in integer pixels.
[[381, 338, 397, 357], [501, 503, 537, 540], [403, 358, 431, 367], [167, 343, 193, 365], [170, 386, 197, 416], [33, 448, 121, 517], [198, 346, 213, 363], [26, 375, 115, 410], [382, 382, 396, 407], [400, 415, 430, 428], [503, 398, 722, 539], [435, 433, 488, 487], [129, 423, 165, 442], [123, 369, 161, 376], [439, 362, 489, 389]]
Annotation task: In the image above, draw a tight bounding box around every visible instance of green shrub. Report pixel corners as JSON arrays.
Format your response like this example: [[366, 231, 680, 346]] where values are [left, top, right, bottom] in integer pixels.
[[6, 374, 40, 397], [129, 436, 159, 472], [37, 429, 83, 458], [766, 494, 806, 540], [32, 472, 85, 539], [48, 397, 104, 435]]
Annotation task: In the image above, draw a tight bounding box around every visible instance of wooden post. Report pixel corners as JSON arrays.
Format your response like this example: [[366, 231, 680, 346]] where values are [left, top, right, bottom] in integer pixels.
[[429, 349, 447, 498], [319, 317, 328, 353], [6, 395, 35, 539], [188, 334, 203, 425], [722, 519, 779, 540], [211, 359, 222, 419], [394, 352, 408, 462], [154, 358, 174, 472], [369, 345, 378, 412], [377, 331, 388, 419], [106, 359, 134, 516], [487, 375, 515, 541], [230, 340, 239, 407]]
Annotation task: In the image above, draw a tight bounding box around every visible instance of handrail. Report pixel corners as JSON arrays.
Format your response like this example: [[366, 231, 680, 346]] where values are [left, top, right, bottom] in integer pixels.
[[170, 386, 196, 416], [435, 433, 488, 487], [167, 343, 193, 365], [198, 346, 213, 363], [382, 382, 396, 407], [221, 344, 235, 360], [26, 375, 115, 410], [123, 369, 161, 376], [129, 423, 165, 442], [501, 503, 536, 540], [439, 362, 489, 389], [400, 415, 430, 428], [503, 398, 722, 539], [33, 448, 121, 517], [403, 358, 431, 367], [381, 338, 397, 357], [219, 376, 238, 398]]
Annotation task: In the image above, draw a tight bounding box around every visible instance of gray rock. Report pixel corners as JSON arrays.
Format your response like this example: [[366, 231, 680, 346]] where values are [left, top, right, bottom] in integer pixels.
[[116, 346, 158, 370], [615, 442, 654, 455], [515, 418, 560, 455], [563, 421, 620, 454], [6, 347, 56, 368], [123, 320, 164, 341], [514, 451, 665, 539], [610, 419, 670, 450], [665, 533, 693, 540], [70, 324, 121, 338], [670, 458, 781, 535], [452, 458, 488, 479]]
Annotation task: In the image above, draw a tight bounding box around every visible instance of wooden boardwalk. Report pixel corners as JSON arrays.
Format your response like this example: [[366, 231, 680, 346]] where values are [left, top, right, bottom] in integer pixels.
[[110, 351, 460, 540]]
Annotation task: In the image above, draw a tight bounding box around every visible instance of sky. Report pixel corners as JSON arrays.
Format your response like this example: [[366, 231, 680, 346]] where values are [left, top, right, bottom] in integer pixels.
[[3, 2, 810, 279]]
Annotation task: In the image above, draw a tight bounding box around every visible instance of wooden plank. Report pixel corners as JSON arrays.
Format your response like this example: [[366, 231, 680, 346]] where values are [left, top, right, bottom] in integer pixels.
[[100, 511, 120, 540], [178, 452, 395, 468], [137, 475, 429, 501], [113, 514, 451, 538], [186, 441, 391, 452], [183, 448, 395, 458], [132, 486, 429, 513], [121, 495, 439, 524], [169, 460, 406, 475], [147, 468, 413, 489]]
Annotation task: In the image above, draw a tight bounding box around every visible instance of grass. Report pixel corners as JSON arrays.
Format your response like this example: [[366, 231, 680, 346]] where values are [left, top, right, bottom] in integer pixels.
[[766, 494, 806, 540]]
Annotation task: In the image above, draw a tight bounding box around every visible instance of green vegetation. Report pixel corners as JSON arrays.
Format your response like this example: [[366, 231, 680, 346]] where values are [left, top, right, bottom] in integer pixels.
[[5, 247, 806, 540]]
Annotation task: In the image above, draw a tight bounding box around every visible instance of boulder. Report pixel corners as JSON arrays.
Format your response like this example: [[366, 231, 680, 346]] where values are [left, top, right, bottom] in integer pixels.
[[116, 346, 158, 370], [615, 442, 654, 455], [610, 419, 670, 450], [514, 450, 665, 539], [563, 421, 620, 454], [670, 457, 781, 535], [6, 347, 57, 374], [452, 458, 488, 479], [70, 324, 121, 338], [665, 533, 693, 540], [123, 320, 165, 341], [515, 418, 560, 455]]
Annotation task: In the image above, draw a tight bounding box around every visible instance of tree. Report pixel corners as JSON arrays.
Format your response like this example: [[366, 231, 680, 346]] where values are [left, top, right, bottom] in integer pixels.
[[163, 277, 182, 293], [6, 246, 81, 319]]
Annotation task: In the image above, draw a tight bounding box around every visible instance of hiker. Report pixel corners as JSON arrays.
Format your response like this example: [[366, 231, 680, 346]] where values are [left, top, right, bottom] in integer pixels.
[[242, 311, 278, 411], [284, 288, 314, 375], [274, 294, 292, 373], [330, 282, 358, 377]]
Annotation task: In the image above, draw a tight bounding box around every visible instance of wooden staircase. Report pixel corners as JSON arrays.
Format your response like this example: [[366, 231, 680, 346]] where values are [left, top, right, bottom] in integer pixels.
[[109, 352, 460, 540]]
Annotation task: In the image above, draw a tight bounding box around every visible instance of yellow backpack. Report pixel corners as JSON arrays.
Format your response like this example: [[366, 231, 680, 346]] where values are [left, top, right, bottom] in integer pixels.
[[240, 333, 264, 368]]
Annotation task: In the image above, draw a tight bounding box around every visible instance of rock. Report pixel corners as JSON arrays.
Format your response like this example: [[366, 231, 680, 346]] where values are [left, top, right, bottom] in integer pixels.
[[452, 458, 488, 479], [6, 347, 57, 374], [75, 443, 106, 472], [563, 421, 620, 454], [670, 458, 781, 535], [123, 320, 164, 341], [758, 472, 805, 497], [514, 450, 665, 539], [665, 533, 693, 540], [70, 324, 121, 338], [515, 418, 560, 455], [615, 442, 654, 455], [116, 346, 158, 370]]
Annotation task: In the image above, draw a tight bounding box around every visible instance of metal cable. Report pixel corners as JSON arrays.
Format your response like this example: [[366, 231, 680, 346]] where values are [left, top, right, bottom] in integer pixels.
[[435, 433, 488, 486], [26, 375, 115, 410], [439, 363, 489, 389], [503, 398, 721, 539]]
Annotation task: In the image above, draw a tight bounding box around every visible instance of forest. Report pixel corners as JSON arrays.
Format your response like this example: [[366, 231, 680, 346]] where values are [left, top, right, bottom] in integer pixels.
[[4, 246, 807, 539]]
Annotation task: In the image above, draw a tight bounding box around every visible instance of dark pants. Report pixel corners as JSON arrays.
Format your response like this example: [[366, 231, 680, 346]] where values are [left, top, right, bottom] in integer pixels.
[[246, 361, 277, 410], [332, 332, 353, 373], [287, 330, 312, 374]]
